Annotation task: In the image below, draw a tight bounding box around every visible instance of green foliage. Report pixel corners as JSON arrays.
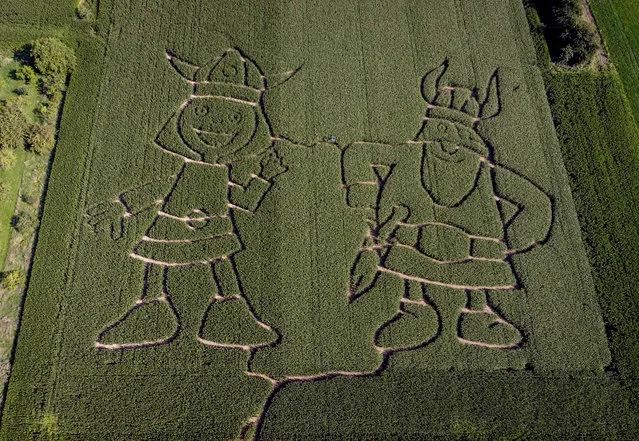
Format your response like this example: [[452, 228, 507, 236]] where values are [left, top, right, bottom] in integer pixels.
[[11, 210, 36, 236], [34, 103, 51, 122], [14, 65, 36, 84], [21, 193, 36, 205], [590, 0, 639, 123], [529, 0, 599, 67], [26, 123, 55, 154], [0, 148, 16, 170], [1, 269, 26, 291], [200, 297, 278, 346], [450, 419, 490, 441], [99, 300, 178, 346], [38, 74, 65, 101], [76, 0, 96, 20], [0, 0, 76, 26], [19, 194, 35, 207], [30, 37, 76, 80], [0, 102, 28, 150]]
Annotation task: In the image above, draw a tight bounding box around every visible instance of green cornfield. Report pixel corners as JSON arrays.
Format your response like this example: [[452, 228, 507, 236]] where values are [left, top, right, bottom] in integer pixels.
[[1, 0, 635, 439]]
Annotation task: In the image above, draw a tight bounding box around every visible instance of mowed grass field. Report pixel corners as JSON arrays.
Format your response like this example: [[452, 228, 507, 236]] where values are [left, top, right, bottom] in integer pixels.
[[590, 0, 639, 124], [0, 0, 633, 439]]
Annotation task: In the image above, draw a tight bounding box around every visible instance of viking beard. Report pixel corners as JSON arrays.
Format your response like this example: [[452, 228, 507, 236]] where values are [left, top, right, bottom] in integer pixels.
[[420, 143, 482, 207]]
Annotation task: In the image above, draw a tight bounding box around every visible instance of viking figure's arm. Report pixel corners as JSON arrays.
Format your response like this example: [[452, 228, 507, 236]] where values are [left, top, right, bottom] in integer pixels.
[[119, 177, 176, 215], [493, 165, 553, 254], [87, 176, 176, 239], [342, 142, 406, 210], [229, 150, 286, 213]]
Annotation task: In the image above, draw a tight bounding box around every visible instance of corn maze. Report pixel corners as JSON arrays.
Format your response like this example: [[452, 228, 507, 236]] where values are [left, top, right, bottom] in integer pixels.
[[0, 0, 626, 439]]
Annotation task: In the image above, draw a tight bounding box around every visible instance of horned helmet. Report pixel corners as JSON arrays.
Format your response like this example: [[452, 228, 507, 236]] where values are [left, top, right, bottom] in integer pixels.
[[415, 60, 501, 206], [157, 48, 298, 164]]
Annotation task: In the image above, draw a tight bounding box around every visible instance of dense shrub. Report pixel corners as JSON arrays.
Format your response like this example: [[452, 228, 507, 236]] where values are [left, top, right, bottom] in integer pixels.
[[38, 75, 65, 102], [14, 65, 36, 84], [0, 102, 28, 150], [26, 123, 56, 154], [11, 211, 36, 235], [30, 38, 76, 80], [0, 148, 17, 169], [34, 103, 51, 122], [21, 193, 36, 205], [1, 269, 26, 291]]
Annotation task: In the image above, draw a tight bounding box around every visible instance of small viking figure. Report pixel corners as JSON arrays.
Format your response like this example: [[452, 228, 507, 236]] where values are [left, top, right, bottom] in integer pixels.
[[88, 48, 298, 352], [342, 61, 553, 352]]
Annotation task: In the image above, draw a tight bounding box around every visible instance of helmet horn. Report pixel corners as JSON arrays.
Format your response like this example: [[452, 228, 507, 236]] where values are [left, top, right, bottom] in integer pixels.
[[264, 65, 303, 89], [421, 59, 448, 103], [479, 70, 500, 119], [165, 51, 201, 82]]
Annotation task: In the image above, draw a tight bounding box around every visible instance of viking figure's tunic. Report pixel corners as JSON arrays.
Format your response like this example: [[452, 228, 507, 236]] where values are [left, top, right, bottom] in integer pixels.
[[131, 162, 241, 265]]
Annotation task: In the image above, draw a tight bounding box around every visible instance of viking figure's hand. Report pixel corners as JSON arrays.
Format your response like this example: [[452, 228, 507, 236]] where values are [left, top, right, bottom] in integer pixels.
[[260, 150, 286, 181], [377, 205, 410, 243], [350, 248, 380, 300], [87, 200, 127, 240]]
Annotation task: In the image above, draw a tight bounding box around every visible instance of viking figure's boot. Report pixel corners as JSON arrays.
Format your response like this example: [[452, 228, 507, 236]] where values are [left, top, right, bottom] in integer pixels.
[[96, 264, 180, 349], [199, 295, 278, 349], [199, 258, 278, 349], [374, 279, 440, 351], [457, 290, 523, 349]]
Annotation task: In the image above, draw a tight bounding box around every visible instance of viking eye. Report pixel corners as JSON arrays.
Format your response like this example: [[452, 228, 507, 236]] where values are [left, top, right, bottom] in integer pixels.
[[223, 65, 238, 77], [229, 111, 242, 123], [195, 106, 209, 117]]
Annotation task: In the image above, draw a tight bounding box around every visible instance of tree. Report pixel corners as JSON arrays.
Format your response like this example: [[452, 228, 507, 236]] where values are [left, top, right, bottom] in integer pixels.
[[30, 38, 76, 80], [26, 123, 56, 155], [1, 269, 26, 291], [559, 22, 598, 66], [0, 102, 28, 150]]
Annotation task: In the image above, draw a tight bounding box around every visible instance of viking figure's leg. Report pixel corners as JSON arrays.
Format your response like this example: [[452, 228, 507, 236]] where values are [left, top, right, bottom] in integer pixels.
[[457, 289, 523, 349], [374, 278, 440, 351], [96, 263, 180, 349], [199, 256, 279, 348]]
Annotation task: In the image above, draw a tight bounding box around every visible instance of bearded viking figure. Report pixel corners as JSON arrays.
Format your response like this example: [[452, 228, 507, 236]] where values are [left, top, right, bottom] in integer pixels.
[[88, 48, 299, 352], [342, 61, 553, 352]]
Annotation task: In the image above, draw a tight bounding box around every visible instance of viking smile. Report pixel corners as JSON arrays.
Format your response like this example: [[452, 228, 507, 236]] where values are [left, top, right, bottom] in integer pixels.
[[193, 128, 237, 148], [428, 141, 466, 163]]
